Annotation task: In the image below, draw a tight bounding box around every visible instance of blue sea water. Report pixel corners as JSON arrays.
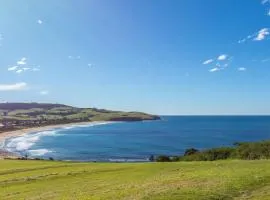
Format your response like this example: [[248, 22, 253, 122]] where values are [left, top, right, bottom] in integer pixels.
[[3, 116, 270, 161]]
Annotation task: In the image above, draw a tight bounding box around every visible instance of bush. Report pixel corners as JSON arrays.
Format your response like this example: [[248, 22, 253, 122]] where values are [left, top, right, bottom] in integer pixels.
[[149, 155, 155, 162], [157, 140, 270, 162], [203, 147, 235, 161], [184, 148, 199, 156], [236, 141, 270, 160], [156, 155, 171, 162]]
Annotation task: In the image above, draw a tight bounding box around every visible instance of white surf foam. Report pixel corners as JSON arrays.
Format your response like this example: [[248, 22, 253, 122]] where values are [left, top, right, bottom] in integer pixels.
[[28, 149, 53, 156], [4, 121, 116, 155], [61, 122, 115, 130], [5, 130, 58, 152]]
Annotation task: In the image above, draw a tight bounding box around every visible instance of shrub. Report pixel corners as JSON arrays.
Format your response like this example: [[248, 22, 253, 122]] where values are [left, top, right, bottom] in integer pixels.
[[157, 140, 270, 162], [184, 148, 199, 156], [236, 141, 270, 160], [156, 155, 171, 162], [149, 155, 155, 162]]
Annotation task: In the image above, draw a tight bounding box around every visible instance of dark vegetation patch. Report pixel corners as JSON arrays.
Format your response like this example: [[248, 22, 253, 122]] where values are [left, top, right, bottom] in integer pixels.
[[155, 140, 270, 162]]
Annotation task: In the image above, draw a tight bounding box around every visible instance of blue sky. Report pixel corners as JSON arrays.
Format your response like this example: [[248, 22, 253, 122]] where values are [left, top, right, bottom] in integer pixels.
[[1, 0, 270, 115]]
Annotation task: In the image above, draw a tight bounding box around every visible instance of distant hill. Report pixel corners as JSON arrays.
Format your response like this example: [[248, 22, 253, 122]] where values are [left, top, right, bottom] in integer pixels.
[[0, 103, 160, 132], [0, 103, 70, 111]]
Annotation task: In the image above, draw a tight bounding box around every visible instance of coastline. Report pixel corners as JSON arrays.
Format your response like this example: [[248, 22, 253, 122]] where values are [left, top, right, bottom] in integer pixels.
[[0, 121, 109, 158]]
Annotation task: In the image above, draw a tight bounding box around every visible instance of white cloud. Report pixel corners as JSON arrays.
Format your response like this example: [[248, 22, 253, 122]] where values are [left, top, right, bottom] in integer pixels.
[[223, 63, 229, 68], [262, 0, 270, 4], [238, 28, 270, 43], [238, 34, 254, 43], [32, 67, 40, 71], [217, 54, 228, 61], [39, 90, 49, 95], [238, 67, 246, 71], [262, 58, 270, 62], [68, 55, 81, 60], [209, 67, 220, 72], [254, 28, 269, 41], [0, 34, 3, 46], [16, 69, 23, 74], [88, 63, 93, 67], [0, 82, 27, 91], [8, 66, 18, 71], [202, 59, 213, 65], [23, 67, 30, 71], [37, 19, 43, 24], [238, 39, 246, 43], [17, 57, 27, 65], [216, 63, 221, 67]]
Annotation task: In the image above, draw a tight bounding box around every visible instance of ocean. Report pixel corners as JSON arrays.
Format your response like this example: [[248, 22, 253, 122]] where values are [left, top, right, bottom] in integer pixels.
[[3, 116, 270, 161]]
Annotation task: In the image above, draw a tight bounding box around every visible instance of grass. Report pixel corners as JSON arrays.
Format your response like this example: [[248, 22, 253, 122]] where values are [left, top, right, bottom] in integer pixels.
[[1, 160, 270, 199]]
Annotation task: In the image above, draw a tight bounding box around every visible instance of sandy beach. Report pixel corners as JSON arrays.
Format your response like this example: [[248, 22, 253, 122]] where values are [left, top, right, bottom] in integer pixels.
[[0, 121, 108, 158], [0, 121, 108, 143]]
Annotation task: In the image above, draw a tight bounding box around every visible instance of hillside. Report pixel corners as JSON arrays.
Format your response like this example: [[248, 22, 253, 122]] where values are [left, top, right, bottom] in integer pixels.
[[0, 159, 270, 199], [0, 103, 160, 132]]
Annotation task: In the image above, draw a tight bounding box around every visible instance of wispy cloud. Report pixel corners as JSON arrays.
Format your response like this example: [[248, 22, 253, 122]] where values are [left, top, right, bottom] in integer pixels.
[[17, 57, 27, 65], [217, 54, 228, 61], [262, 0, 270, 4], [223, 63, 229, 68], [262, 58, 270, 62], [68, 55, 81, 60], [32, 67, 40, 71], [202, 59, 214, 65], [8, 66, 18, 71], [238, 34, 253, 43], [0, 33, 3, 46], [22, 67, 30, 71], [16, 69, 23, 74], [203, 54, 232, 73], [254, 28, 269, 41], [37, 19, 43, 24], [238, 67, 247, 71], [39, 90, 49, 95], [239, 28, 270, 43], [0, 82, 27, 91], [209, 67, 220, 72], [8, 57, 40, 74]]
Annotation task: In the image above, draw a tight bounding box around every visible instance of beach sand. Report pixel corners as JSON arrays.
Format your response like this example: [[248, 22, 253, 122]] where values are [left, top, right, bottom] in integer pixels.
[[0, 121, 106, 158]]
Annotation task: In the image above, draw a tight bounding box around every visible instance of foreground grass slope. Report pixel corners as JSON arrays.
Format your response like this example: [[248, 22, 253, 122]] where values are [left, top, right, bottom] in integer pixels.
[[1, 160, 270, 199]]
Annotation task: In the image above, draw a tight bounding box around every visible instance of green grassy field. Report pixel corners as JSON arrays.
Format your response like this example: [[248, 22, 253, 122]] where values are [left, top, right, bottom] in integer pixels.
[[1, 160, 270, 199]]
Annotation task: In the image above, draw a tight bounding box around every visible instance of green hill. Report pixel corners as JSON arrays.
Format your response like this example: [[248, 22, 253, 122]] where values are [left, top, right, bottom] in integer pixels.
[[0, 159, 270, 199], [0, 103, 160, 132]]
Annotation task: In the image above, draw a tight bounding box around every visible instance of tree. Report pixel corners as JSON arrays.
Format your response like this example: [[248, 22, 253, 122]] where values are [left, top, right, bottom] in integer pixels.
[[149, 155, 154, 162], [184, 148, 199, 156], [156, 155, 171, 162]]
